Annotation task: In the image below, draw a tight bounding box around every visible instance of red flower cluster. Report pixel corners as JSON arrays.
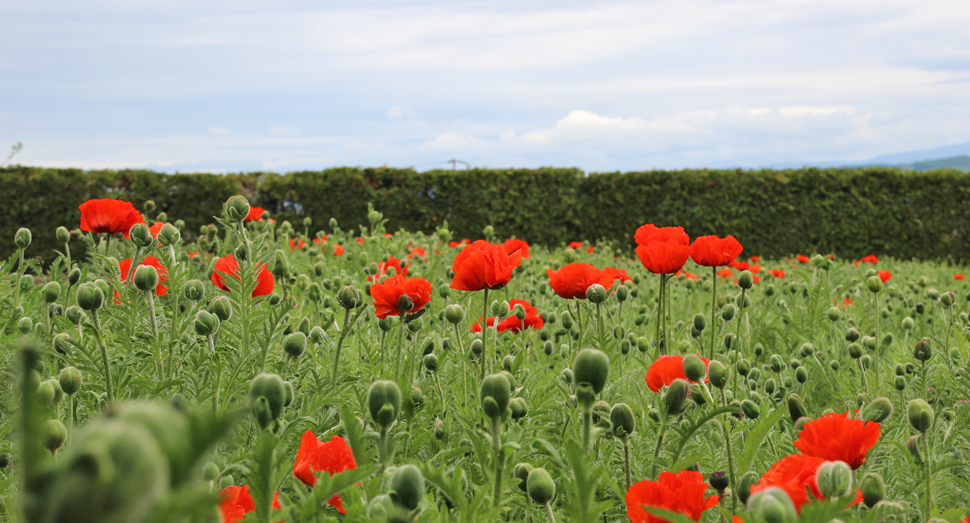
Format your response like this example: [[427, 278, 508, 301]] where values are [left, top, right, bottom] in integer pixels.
[[471, 299, 544, 333], [219, 485, 280, 523], [293, 431, 357, 514], [79, 199, 145, 239], [635, 225, 690, 274], [149, 221, 168, 238], [313, 236, 344, 256], [448, 238, 471, 248], [626, 470, 718, 523], [212, 254, 275, 297], [689, 235, 743, 267], [769, 269, 785, 279], [750, 455, 862, 513], [408, 246, 427, 259], [796, 255, 810, 263], [956, 273, 965, 281], [289, 238, 306, 250], [450, 240, 522, 291], [119, 256, 168, 296], [645, 354, 709, 392], [717, 268, 733, 279], [854, 254, 878, 265], [370, 275, 432, 320]]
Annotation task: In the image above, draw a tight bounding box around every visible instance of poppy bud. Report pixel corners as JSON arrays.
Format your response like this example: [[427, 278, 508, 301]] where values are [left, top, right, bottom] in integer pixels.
[[736, 359, 751, 377], [133, 265, 159, 293], [907, 399, 934, 432], [389, 464, 424, 511], [232, 242, 248, 261], [586, 284, 608, 304], [721, 304, 736, 321], [35, 380, 56, 405], [128, 222, 153, 248], [76, 282, 104, 311], [560, 368, 573, 384], [616, 285, 629, 302], [183, 279, 205, 301], [912, 339, 932, 361], [738, 470, 759, 503], [156, 223, 180, 246], [272, 250, 289, 278], [59, 366, 83, 395], [764, 378, 776, 395], [683, 354, 707, 382], [692, 313, 706, 332], [282, 332, 306, 358], [15, 227, 32, 249], [848, 343, 863, 359], [609, 403, 635, 437], [826, 307, 841, 322], [513, 463, 533, 493], [444, 304, 465, 324], [421, 353, 438, 373], [337, 285, 360, 310], [39, 281, 61, 304], [738, 270, 754, 289], [248, 373, 286, 429], [740, 399, 761, 419], [54, 226, 71, 245], [68, 268, 81, 286], [906, 434, 922, 463], [225, 195, 251, 222], [210, 296, 232, 321], [42, 419, 68, 454], [397, 294, 414, 313], [866, 275, 883, 293], [664, 379, 689, 415], [202, 462, 220, 482], [17, 316, 33, 335], [786, 394, 807, 422], [561, 311, 573, 329], [368, 381, 402, 430], [703, 360, 726, 389], [860, 397, 893, 423], [469, 339, 483, 357], [816, 460, 853, 499], [513, 304, 527, 320], [65, 305, 84, 325], [509, 397, 528, 420], [480, 373, 511, 419], [859, 472, 884, 508], [747, 486, 798, 523], [527, 467, 555, 504], [572, 348, 609, 395]]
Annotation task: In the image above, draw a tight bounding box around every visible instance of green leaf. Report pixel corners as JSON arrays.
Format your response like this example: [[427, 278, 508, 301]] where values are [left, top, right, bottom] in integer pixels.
[[739, 407, 786, 474]]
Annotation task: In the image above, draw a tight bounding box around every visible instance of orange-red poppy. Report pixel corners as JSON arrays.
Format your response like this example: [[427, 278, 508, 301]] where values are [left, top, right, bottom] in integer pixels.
[[769, 269, 785, 278], [212, 254, 275, 297], [751, 454, 862, 513], [149, 221, 168, 238], [219, 485, 280, 523], [79, 199, 145, 239], [503, 238, 531, 259], [370, 274, 432, 320], [546, 263, 614, 300], [636, 241, 690, 275], [689, 235, 743, 267], [471, 299, 543, 333], [878, 270, 892, 283], [635, 224, 689, 247], [717, 268, 734, 279], [289, 238, 306, 250], [569, 241, 584, 250], [369, 256, 409, 282], [293, 431, 357, 514], [645, 354, 709, 393], [450, 240, 522, 291], [245, 206, 266, 222], [626, 470, 718, 523], [956, 274, 965, 281], [602, 267, 632, 284], [792, 411, 880, 469], [408, 247, 427, 260]]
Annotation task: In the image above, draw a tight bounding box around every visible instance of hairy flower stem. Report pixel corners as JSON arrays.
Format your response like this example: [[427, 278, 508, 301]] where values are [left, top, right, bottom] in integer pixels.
[[454, 323, 468, 405], [378, 427, 389, 473], [710, 266, 717, 360], [735, 287, 747, 356], [596, 302, 606, 352], [491, 416, 504, 508], [873, 292, 880, 395], [581, 405, 594, 454], [146, 292, 162, 376], [544, 502, 556, 523], [923, 429, 933, 517], [481, 288, 490, 381], [622, 436, 632, 492], [651, 414, 669, 479], [394, 311, 407, 381], [333, 307, 365, 385], [719, 389, 739, 515], [654, 277, 665, 355], [858, 359, 869, 394], [92, 310, 113, 403]]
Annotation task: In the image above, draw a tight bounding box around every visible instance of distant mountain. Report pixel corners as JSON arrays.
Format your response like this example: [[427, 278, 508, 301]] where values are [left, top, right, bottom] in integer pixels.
[[867, 142, 970, 165], [766, 141, 970, 171], [904, 155, 970, 172]]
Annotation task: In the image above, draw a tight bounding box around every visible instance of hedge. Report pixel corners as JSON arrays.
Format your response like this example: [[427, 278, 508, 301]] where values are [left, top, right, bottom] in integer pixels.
[[3, 165, 969, 264]]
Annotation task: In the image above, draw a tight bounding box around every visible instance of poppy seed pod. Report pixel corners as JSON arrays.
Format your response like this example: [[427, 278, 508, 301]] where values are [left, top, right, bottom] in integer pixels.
[[527, 467, 555, 504], [907, 399, 934, 432], [156, 223, 180, 246], [912, 339, 932, 361], [133, 265, 159, 293], [76, 282, 104, 311], [738, 270, 754, 289], [513, 463, 533, 493], [664, 379, 689, 415], [210, 296, 232, 321], [423, 353, 438, 373], [368, 381, 402, 430], [682, 354, 707, 382], [572, 348, 609, 395], [56, 226, 71, 244], [282, 332, 307, 358], [861, 397, 894, 423], [866, 275, 883, 294], [183, 279, 205, 301], [747, 486, 798, 523], [248, 373, 287, 429], [225, 195, 251, 222], [848, 343, 863, 359], [389, 464, 424, 511], [480, 373, 512, 419], [708, 360, 728, 389], [721, 304, 736, 321], [58, 366, 83, 395], [129, 223, 153, 248], [15, 227, 32, 249], [337, 285, 360, 310], [816, 460, 853, 498], [586, 284, 608, 304], [845, 327, 860, 342], [610, 403, 635, 437], [194, 310, 218, 337], [42, 419, 68, 454], [859, 473, 885, 508]]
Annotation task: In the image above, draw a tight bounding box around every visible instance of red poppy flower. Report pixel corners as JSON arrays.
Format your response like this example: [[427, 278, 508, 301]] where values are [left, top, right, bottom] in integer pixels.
[[383, 233, 393, 238], [211, 254, 275, 297], [717, 268, 734, 279], [751, 455, 862, 513], [750, 264, 761, 273], [356, 237, 364, 244], [793, 412, 880, 469], [472, 299, 544, 333], [408, 247, 427, 260], [587, 246, 595, 253], [636, 241, 690, 275], [503, 238, 531, 259], [770, 269, 785, 278], [546, 263, 614, 300], [313, 235, 330, 245], [448, 240, 460, 248], [878, 270, 892, 283], [289, 238, 306, 250], [149, 221, 167, 238], [602, 267, 632, 284], [370, 275, 432, 320], [689, 235, 743, 267], [293, 431, 357, 514], [245, 206, 266, 222], [956, 274, 965, 281], [188, 251, 200, 258], [79, 199, 145, 239], [796, 255, 810, 264], [369, 256, 409, 282], [569, 241, 584, 250], [645, 354, 709, 393], [750, 256, 760, 262], [470, 316, 497, 333], [635, 224, 690, 247], [858, 255, 879, 264], [450, 240, 522, 291], [626, 470, 719, 523], [119, 256, 168, 296], [332, 243, 344, 256], [219, 485, 281, 523], [729, 260, 749, 271]]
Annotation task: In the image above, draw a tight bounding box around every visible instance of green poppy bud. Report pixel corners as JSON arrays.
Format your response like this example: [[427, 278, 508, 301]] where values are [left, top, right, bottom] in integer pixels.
[[35, 380, 56, 405], [309, 326, 325, 343], [42, 281, 61, 303], [513, 463, 533, 493], [572, 348, 609, 395], [65, 305, 84, 326], [283, 381, 294, 407], [509, 397, 528, 421], [127, 222, 152, 248], [616, 285, 629, 302], [793, 416, 811, 434], [738, 470, 759, 503], [861, 397, 893, 423], [527, 467, 556, 504], [664, 379, 689, 415], [389, 464, 424, 510], [764, 378, 776, 395], [901, 316, 914, 330], [469, 338, 483, 357], [848, 343, 863, 359], [866, 275, 883, 294], [844, 328, 860, 343], [423, 353, 439, 373], [736, 359, 751, 377], [586, 283, 608, 304], [194, 310, 218, 337], [738, 270, 754, 289], [721, 304, 736, 321], [913, 339, 932, 361], [787, 394, 808, 422], [55, 226, 71, 244], [271, 250, 289, 278], [906, 435, 922, 463], [42, 419, 68, 454], [907, 399, 934, 432], [17, 316, 33, 335], [59, 366, 83, 395], [560, 368, 573, 384], [202, 462, 220, 482], [225, 195, 251, 222], [209, 296, 232, 321], [692, 313, 706, 332], [740, 399, 761, 419], [705, 360, 727, 389], [248, 373, 286, 429], [283, 332, 306, 358], [76, 282, 104, 311], [609, 403, 635, 437], [68, 267, 81, 285], [444, 304, 465, 324], [816, 460, 853, 498], [368, 381, 402, 430], [747, 486, 798, 523], [561, 311, 573, 329], [683, 353, 707, 382], [893, 375, 906, 391], [15, 227, 32, 249], [859, 472, 884, 508], [337, 285, 360, 310], [180, 279, 203, 301], [133, 265, 159, 293], [827, 307, 841, 322], [480, 374, 512, 419], [156, 223, 180, 246], [637, 336, 650, 353]]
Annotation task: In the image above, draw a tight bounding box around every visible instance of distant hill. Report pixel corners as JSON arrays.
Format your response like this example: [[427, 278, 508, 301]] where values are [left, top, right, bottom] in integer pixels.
[[903, 155, 970, 172], [767, 141, 970, 171]]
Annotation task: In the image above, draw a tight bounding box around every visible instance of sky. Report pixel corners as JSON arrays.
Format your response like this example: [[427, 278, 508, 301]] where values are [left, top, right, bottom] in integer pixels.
[[1, 0, 969, 173]]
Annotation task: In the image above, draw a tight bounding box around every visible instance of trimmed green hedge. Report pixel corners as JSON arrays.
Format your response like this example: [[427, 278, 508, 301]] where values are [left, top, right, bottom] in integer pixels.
[[3, 165, 970, 264]]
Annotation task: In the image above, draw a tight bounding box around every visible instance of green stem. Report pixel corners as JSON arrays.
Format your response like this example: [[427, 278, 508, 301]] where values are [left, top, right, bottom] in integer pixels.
[[482, 288, 490, 381], [923, 429, 933, 517], [622, 437, 632, 493], [545, 502, 556, 523], [858, 358, 869, 394], [719, 390, 738, 515], [378, 427, 389, 473], [873, 292, 880, 395], [654, 276, 664, 355], [581, 405, 593, 454], [651, 415, 668, 479], [92, 310, 113, 403], [146, 292, 162, 376], [395, 312, 406, 381], [491, 416, 504, 508], [596, 302, 606, 352], [455, 323, 468, 406], [333, 308, 353, 384], [735, 287, 746, 356], [710, 266, 717, 360]]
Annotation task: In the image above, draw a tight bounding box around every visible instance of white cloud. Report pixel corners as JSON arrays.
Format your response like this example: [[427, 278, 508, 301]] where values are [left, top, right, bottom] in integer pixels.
[[422, 133, 485, 150]]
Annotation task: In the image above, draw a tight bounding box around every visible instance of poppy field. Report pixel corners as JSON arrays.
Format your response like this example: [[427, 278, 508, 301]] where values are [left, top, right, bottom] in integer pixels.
[[2, 195, 969, 523]]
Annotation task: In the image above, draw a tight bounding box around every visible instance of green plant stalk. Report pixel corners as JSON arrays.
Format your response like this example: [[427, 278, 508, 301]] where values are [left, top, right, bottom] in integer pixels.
[[166, 290, 180, 378], [378, 427, 389, 473], [544, 502, 556, 523], [710, 266, 717, 360], [735, 287, 746, 356], [146, 292, 162, 376], [481, 288, 490, 381], [923, 429, 933, 517], [596, 302, 606, 352], [575, 301, 584, 347], [212, 358, 222, 414], [719, 389, 738, 515], [622, 436, 632, 493], [650, 413, 668, 479], [491, 416, 504, 508], [333, 308, 353, 384], [434, 372, 446, 416], [454, 323, 468, 405], [873, 292, 880, 395], [858, 358, 869, 394], [13, 247, 24, 306], [394, 311, 406, 381], [581, 404, 594, 454], [64, 241, 72, 272], [654, 276, 665, 355], [66, 393, 74, 449], [92, 310, 113, 403]]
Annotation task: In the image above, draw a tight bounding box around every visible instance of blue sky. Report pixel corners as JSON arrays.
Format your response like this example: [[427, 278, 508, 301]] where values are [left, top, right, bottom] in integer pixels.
[[2, 0, 968, 173]]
